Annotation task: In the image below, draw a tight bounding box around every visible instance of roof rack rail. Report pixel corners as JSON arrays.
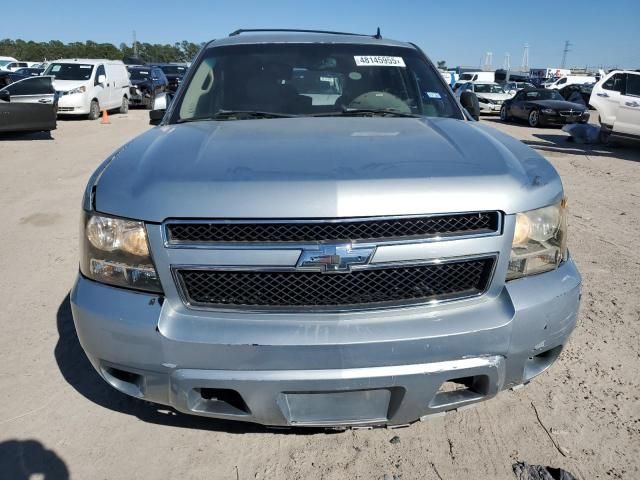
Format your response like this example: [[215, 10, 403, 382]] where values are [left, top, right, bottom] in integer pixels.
[[228, 28, 382, 38]]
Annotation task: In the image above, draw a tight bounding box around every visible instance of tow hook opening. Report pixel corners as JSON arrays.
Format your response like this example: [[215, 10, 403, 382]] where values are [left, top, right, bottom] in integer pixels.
[[429, 375, 490, 408]]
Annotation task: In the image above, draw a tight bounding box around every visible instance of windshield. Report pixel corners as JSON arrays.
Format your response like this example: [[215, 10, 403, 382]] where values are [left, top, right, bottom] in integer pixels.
[[175, 43, 461, 122], [129, 69, 151, 80], [474, 83, 505, 94], [524, 90, 564, 101], [159, 65, 187, 75], [44, 63, 94, 80], [0, 60, 12, 67]]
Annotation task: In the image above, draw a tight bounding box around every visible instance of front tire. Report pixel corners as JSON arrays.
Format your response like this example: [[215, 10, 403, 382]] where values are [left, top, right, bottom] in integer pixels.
[[87, 100, 100, 120], [528, 109, 540, 127], [119, 96, 129, 114], [500, 105, 510, 121]]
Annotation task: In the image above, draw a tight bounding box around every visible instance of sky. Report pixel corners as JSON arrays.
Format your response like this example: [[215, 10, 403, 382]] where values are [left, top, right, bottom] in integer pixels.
[[3, 0, 639, 69]]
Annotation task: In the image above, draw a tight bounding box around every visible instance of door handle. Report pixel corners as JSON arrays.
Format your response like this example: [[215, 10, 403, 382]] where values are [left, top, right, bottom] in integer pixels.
[[596, 92, 609, 98], [38, 99, 50, 103], [625, 101, 640, 107]]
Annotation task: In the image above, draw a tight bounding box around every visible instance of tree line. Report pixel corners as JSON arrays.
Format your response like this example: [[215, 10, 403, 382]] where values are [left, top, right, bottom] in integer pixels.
[[0, 39, 204, 63]]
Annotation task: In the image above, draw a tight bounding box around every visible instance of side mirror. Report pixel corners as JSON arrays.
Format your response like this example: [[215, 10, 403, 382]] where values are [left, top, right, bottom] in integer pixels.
[[460, 91, 480, 121], [97, 74, 106, 84], [0, 90, 10, 102], [149, 92, 170, 125]]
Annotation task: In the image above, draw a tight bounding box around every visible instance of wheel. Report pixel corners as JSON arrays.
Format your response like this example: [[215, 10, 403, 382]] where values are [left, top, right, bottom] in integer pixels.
[[87, 100, 100, 120], [500, 105, 510, 122], [119, 96, 129, 114], [528, 109, 540, 127]]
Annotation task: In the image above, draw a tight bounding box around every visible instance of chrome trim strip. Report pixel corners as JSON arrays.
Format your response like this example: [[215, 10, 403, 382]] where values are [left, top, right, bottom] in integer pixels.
[[162, 211, 503, 249], [170, 253, 499, 313]]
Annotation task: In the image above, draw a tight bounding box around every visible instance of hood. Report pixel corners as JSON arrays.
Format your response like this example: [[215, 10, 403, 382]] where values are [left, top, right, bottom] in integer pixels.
[[95, 117, 563, 222], [528, 99, 586, 110], [476, 92, 512, 101], [53, 79, 89, 92]]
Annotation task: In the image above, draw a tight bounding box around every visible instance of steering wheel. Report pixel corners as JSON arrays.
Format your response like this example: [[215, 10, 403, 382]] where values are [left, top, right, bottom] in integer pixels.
[[347, 91, 411, 114]]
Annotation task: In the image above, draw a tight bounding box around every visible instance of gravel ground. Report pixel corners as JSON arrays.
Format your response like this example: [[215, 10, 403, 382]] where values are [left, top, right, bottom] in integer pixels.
[[0, 110, 638, 480]]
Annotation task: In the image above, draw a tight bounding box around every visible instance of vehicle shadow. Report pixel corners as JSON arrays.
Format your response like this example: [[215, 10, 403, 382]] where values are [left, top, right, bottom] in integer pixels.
[[0, 131, 53, 141], [54, 294, 335, 435], [0, 439, 69, 479], [523, 133, 640, 160]]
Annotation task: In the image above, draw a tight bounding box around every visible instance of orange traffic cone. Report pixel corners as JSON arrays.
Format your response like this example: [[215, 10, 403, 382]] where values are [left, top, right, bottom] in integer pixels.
[[101, 109, 110, 124]]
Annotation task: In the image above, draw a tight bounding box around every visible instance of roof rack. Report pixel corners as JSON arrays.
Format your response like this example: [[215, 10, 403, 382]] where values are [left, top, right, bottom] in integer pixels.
[[228, 28, 382, 39]]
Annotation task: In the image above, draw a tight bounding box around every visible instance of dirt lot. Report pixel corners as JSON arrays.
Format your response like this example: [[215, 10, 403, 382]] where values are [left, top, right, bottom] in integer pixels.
[[0, 110, 638, 480]]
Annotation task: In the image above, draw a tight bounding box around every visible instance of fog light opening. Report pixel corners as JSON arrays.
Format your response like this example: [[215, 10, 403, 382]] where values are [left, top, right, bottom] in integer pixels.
[[523, 345, 564, 382], [429, 375, 490, 409], [191, 388, 250, 416], [102, 366, 144, 398]]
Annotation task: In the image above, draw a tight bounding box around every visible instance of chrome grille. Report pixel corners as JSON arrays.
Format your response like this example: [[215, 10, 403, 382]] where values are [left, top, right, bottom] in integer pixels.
[[166, 212, 500, 244], [175, 257, 495, 310]]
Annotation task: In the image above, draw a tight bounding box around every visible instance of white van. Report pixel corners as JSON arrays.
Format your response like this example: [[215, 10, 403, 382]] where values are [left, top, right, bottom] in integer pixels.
[[0, 56, 18, 70], [545, 75, 596, 90], [453, 71, 495, 91], [590, 70, 640, 143], [44, 59, 130, 119]]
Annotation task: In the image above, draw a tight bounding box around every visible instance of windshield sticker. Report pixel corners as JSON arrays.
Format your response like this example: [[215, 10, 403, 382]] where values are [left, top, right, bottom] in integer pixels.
[[426, 92, 441, 99], [139, 71, 149, 75], [51, 65, 61, 72], [354, 56, 406, 67], [80, 65, 92, 69]]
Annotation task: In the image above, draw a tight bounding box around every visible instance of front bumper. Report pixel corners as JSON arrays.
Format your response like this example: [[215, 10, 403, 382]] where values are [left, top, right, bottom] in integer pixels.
[[71, 257, 581, 427], [479, 102, 503, 114], [541, 111, 590, 125], [57, 93, 90, 114]]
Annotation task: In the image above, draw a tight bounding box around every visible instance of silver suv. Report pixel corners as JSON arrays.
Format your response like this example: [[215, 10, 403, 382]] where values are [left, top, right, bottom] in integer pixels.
[[71, 29, 581, 428]]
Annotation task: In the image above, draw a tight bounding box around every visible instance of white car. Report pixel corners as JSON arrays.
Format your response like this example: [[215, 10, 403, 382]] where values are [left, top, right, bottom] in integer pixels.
[[545, 75, 596, 90], [44, 59, 130, 119], [456, 82, 512, 114], [590, 70, 640, 143]]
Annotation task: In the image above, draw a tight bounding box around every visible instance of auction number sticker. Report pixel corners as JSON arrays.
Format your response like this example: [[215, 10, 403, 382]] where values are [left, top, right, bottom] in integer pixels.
[[354, 56, 406, 67]]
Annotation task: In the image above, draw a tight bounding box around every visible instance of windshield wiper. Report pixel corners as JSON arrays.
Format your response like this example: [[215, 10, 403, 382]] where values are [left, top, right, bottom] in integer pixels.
[[311, 107, 421, 118], [177, 110, 296, 123]]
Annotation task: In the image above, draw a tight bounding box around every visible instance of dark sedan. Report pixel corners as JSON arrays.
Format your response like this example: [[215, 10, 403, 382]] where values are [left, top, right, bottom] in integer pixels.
[[127, 66, 169, 108], [150, 63, 187, 92], [500, 89, 589, 127]]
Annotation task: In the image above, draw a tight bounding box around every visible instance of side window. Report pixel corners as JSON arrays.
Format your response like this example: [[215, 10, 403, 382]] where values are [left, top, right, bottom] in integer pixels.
[[95, 65, 106, 84], [603, 73, 626, 93], [5, 77, 52, 95], [557, 78, 567, 85], [624, 74, 640, 97]]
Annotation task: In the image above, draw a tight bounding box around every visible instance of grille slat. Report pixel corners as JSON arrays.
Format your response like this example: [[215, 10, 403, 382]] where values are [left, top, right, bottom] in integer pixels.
[[167, 212, 499, 244], [177, 258, 495, 310]]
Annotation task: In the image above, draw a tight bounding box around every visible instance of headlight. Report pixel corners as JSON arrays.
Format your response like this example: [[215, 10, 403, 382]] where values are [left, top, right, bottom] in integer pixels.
[[541, 108, 556, 115], [507, 200, 568, 280], [67, 86, 86, 95], [80, 212, 163, 292]]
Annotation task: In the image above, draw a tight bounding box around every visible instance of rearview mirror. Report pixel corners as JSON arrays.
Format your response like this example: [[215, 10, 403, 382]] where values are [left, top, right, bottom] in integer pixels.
[[97, 74, 106, 84], [460, 91, 480, 121], [0, 90, 10, 102]]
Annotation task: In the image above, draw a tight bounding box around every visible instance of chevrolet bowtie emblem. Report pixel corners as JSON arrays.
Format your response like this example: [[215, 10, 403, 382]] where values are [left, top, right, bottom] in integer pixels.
[[297, 244, 376, 273]]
